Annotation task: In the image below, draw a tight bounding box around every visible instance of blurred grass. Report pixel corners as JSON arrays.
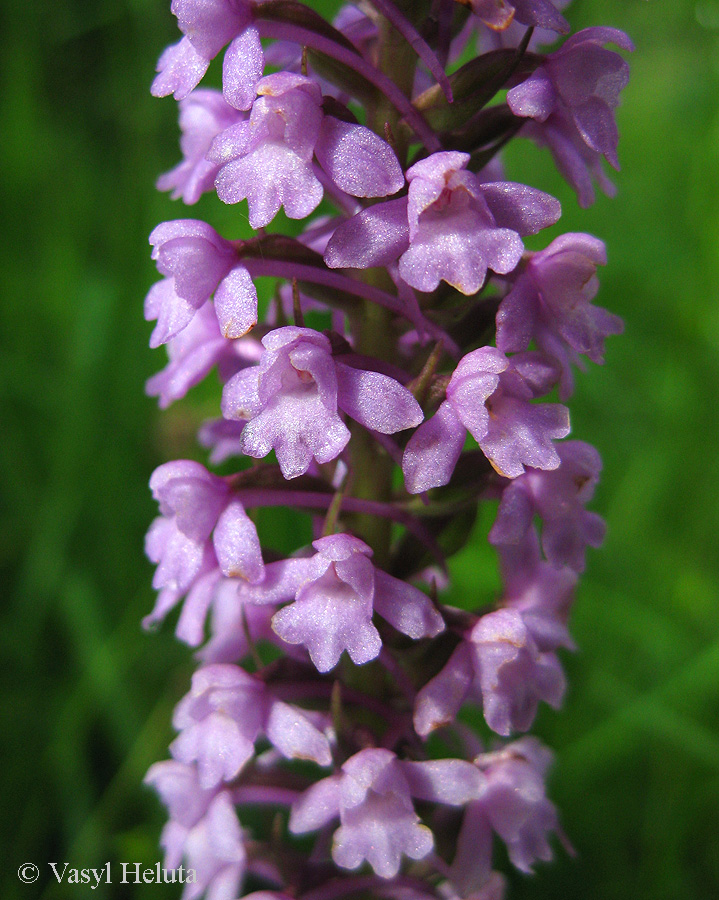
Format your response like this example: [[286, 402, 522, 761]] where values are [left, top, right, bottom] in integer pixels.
[[1, 1, 718, 898]]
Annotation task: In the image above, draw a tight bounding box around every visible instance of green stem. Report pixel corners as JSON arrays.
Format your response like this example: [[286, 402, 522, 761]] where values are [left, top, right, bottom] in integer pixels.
[[346, 16, 419, 569], [348, 283, 396, 570], [371, 14, 418, 167]]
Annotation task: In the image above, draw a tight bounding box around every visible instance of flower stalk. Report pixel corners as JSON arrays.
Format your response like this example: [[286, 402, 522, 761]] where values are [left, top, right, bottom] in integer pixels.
[[141, 1, 631, 897]]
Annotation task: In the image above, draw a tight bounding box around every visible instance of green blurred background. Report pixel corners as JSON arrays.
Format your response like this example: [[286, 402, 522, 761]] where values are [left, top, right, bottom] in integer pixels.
[[1, 0, 718, 897]]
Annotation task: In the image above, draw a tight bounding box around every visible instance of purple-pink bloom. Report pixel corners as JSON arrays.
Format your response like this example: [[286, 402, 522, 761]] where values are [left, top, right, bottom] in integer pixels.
[[470, 608, 566, 735], [241, 534, 444, 673], [144, 276, 198, 350], [176, 792, 245, 900], [289, 748, 483, 878], [210, 73, 322, 227], [414, 605, 565, 738], [444, 872, 508, 900], [498, 528, 577, 653], [147, 460, 228, 594], [325, 151, 560, 294], [472, 738, 559, 873], [470, 0, 568, 33], [196, 575, 276, 663], [171, 664, 332, 788], [403, 347, 569, 492], [144, 761, 246, 900], [267, 536, 381, 672], [291, 749, 432, 878], [198, 417, 248, 465], [152, 36, 214, 103], [145, 759, 216, 837], [508, 28, 633, 206], [171, 0, 253, 62], [221, 327, 423, 479], [152, 0, 264, 111], [479, 2, 570, 54], [143, 552, 219, 639], [147, 220, 259, 343], [145, 460, 264, 604], [489, 440, 606, 572], [496, 232, 623, 398], [158, 89, 245, 204], [210, 73, 404, 228], [144, 557, 281, 655], [146, 302, 261, 409]]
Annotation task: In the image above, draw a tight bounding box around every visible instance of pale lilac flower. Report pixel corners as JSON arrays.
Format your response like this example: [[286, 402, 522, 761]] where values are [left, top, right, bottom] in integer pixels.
[[289, 748, 483, 877], [176, 792, 245, 900], [240, 894, 294, 900], [197, 576, 276, 663], [442, 872, 507, 900], [170, 664, 332, 788], [496, 233, 623, 398], [470, 0, 568, 33], [146, 461, 228, 594], [325, 151, 560, 295], [414, 605, 565, 738], [145, 460, 264, 605], [471, 738, 559, 873], [144, 277, 197, 350], [291, 750, 431, 878], [221, 327, 423, 479], [152, 36, 214, 103], [148, 219, 260, 343], [471, 608, 566, 735], [144, 524, 217, 633], [445, 804, 494, 899], [145, 759, 216, 836], [498, 528, 577, 653], [144, 761, 246, 900], [144, 552, 278, 652], [489, 440, 606, 572], [146, 302, 261, 409], [152, 0, 263, 111], [143, 564, 219, 643], [198, 418, 247, 465], [210, 73, 322, 226], [403, 347, 569, 492], [241, 534, 444, 673], [149, 220, 232, 318], [508, 28, 633, 205], [210, 73, 403, 228], [158, 89, 245, 205], [478, 0, 571, 51]]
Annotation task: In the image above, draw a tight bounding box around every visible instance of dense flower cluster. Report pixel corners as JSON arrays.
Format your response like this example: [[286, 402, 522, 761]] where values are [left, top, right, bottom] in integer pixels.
[[141, 1, 630, 898]]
